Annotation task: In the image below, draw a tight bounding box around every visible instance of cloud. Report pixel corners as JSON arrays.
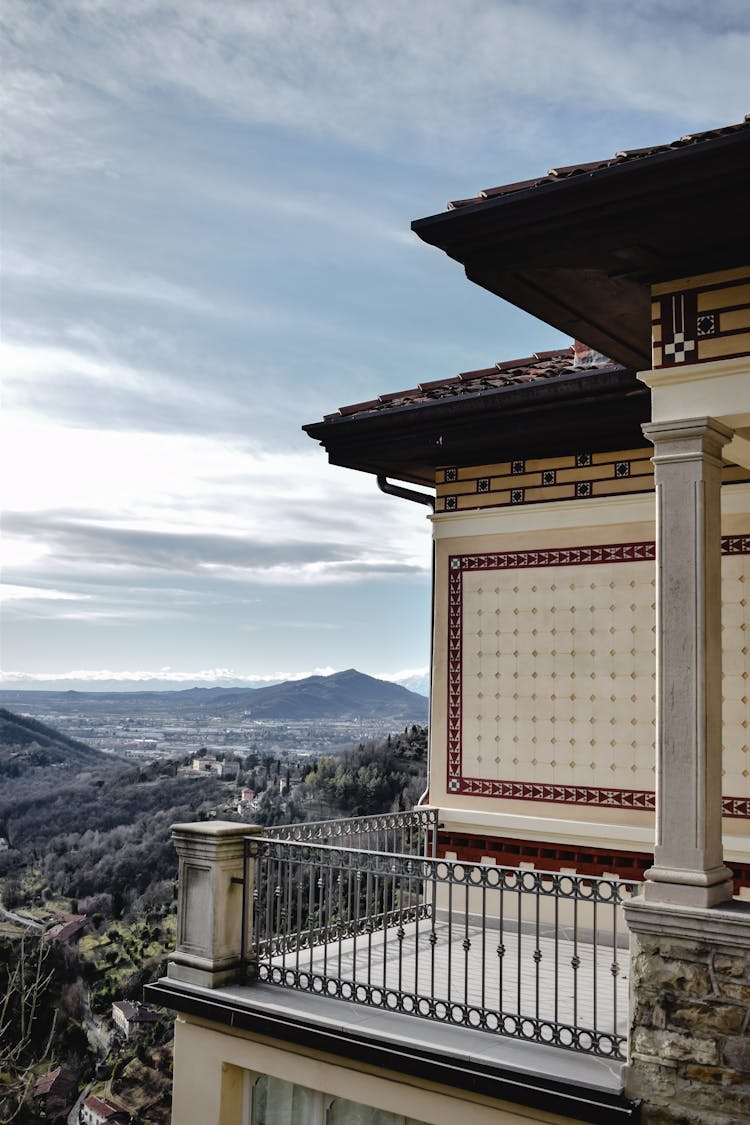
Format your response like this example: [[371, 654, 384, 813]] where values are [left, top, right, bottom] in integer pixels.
[[0, 665, 430, 691], [3, 1, 748, 179], [0, 410, 431, 640], [2, 250, 242, 320], [1, 584, 87, 602], [0, 665, 339, 688], [3, 508, 429, 593]]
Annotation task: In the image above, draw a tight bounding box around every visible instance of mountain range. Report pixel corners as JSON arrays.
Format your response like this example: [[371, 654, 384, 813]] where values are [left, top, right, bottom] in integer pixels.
[[0, 669, 428, 723]]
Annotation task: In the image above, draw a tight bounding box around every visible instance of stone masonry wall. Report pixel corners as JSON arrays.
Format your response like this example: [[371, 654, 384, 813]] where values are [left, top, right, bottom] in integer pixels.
[[627, 928, 750, 1125]]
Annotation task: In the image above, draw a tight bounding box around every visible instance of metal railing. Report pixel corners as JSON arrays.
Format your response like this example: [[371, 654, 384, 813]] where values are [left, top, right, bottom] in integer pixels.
[[264, 807, 438, 857], [241, 816, 636, 1060]]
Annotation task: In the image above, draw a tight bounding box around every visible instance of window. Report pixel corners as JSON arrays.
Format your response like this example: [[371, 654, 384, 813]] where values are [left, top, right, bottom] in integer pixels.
[[327, 1099, 426, 1125], [249, 1075, 427, 1125], [251, 1075, 319, 1125]]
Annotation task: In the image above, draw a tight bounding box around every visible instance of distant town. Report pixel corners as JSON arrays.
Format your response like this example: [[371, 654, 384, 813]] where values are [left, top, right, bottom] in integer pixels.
[[0, 706, 409, 763], [0, 668, 429, 764]]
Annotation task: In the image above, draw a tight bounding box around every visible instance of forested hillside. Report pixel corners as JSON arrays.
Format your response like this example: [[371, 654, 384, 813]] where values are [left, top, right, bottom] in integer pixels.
[[0, 707, 110, 773], [0, 716, 427, 1123], [253, 724, 428, 825]]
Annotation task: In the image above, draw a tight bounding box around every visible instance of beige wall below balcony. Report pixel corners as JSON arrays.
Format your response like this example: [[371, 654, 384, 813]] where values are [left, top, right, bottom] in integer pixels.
[[170, 1013, 599, 1125]]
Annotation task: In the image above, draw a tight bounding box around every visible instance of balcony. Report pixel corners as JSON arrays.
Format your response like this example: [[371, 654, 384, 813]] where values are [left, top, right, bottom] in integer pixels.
[[148, 812, 641, 1124], [249, 810, 635, 1061]]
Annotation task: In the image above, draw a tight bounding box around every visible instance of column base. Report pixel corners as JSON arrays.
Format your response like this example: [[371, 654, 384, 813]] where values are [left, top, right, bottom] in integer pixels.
[[168, 950, 242, 990], [642, 862, 734, 908]]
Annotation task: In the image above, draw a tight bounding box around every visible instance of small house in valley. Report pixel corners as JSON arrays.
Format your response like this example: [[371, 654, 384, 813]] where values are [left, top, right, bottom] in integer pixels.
[[111, 998, 159, 1040], [80, 1094, 131, 1124]]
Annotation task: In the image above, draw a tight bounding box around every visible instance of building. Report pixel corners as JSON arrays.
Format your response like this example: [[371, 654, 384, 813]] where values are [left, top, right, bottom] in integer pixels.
[[43, 912, 89, 943], [307, 338, 750, 887], [148, 119, 750, 1124], [111, 998, 159, 1040], [192, 755, 222, 775], [80, 1094, 131, 1124], [33, 1066, 77, 1121]]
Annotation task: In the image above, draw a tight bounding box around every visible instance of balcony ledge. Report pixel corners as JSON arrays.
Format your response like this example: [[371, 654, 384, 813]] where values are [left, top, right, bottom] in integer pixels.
[[145, 976, 638, 1125]]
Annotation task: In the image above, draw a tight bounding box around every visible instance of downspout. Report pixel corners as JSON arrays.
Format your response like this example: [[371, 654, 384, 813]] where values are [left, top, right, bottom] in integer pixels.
[[376, 476, 435, 808]]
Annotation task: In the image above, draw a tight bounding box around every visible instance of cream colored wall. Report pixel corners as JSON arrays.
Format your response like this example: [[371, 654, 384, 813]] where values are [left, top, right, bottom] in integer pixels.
[[428, 487, 750, 861], [170, 1013, 593, 1125]]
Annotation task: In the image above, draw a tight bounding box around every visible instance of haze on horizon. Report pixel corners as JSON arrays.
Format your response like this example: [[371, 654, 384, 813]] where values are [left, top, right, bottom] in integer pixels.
[[2, 1, 749, 688]]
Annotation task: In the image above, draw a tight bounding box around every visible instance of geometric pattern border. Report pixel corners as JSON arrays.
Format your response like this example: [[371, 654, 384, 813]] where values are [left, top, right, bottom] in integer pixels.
[[446, 536, 750, 815]]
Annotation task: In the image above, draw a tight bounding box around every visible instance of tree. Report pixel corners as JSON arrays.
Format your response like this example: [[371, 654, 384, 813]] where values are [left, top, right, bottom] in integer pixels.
[[0, 936, 57, 1123]]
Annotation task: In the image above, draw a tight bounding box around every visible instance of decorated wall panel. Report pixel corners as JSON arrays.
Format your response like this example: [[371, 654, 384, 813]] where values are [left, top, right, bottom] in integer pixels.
[[446, 537, 750, 817]]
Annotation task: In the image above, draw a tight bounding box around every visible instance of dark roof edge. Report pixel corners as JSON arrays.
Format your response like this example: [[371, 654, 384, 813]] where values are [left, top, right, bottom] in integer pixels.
[[303, 366, 637, 437], [411, 125, 750, 242]]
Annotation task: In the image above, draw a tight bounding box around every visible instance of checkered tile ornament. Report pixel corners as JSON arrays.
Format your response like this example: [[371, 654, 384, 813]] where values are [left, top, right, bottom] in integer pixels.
[[663, 330, 695, 363]]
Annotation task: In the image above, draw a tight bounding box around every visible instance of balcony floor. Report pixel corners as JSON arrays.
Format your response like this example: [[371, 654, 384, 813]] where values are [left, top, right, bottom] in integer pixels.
[[263, 909, 629, 1054]]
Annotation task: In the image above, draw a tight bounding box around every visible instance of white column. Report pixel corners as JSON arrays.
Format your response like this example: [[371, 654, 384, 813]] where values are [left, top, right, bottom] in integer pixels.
[[642, 417, 734, 908]]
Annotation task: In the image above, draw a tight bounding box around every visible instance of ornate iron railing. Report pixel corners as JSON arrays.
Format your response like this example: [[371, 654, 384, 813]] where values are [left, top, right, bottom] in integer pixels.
[[264, 807, 438, 857], [241, 819, 637, 1060]]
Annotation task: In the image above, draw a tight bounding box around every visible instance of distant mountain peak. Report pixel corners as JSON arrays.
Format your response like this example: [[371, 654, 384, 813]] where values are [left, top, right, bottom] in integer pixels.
[[0, 670, 428, 723]]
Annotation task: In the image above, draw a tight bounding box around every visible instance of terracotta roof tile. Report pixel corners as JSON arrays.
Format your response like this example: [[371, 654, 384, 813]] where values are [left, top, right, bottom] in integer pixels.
[[447, 116, 750, 210], [325, 347, 624, 422], [83, 1094, 130, 1119]]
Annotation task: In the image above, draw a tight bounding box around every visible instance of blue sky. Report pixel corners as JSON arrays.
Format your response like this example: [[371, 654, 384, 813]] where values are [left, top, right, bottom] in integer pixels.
[[2, 0, 749, 691]]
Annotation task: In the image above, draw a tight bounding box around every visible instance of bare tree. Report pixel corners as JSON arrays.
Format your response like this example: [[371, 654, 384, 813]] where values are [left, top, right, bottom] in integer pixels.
[[0, 935, 58, 1123]]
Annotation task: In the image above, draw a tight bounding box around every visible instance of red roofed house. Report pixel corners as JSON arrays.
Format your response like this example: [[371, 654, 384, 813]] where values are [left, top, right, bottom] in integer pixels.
[[33, 1066, 77, 1120], [148, 119, 750, 1125], [44, 913, 89, 944], [80, 1093, 131, 1125]]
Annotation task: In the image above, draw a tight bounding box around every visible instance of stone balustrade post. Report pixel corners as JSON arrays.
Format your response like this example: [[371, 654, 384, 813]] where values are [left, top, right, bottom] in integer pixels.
[[167, 820, 261, 989]]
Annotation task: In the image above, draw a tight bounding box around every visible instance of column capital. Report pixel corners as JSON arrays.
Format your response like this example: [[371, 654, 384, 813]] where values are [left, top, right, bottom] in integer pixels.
[[642, 416, 733, 460]]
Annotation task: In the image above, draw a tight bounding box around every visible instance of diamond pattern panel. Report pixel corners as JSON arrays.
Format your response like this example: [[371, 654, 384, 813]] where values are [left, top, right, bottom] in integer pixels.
[[461, 560, 657, 793], [447, 538, 750, 815]]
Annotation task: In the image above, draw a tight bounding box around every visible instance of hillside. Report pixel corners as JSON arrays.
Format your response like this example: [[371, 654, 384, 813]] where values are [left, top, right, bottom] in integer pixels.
[[0, 707, 114, 774], [0, 669, 428, 722]]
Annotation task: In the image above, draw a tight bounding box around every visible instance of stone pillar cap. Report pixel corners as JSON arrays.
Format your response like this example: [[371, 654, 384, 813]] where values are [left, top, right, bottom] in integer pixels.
[[171, 820, 259, 838]]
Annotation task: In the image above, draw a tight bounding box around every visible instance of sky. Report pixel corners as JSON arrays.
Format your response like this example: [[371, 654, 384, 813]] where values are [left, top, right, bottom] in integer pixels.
[[2, 1, 749, 692]]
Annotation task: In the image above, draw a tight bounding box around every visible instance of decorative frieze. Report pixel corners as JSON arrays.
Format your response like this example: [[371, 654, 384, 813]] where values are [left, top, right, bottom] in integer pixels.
[[436, 448, 750, 514], [436, 447, 656, 513], [652, 266, 750, 370]]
